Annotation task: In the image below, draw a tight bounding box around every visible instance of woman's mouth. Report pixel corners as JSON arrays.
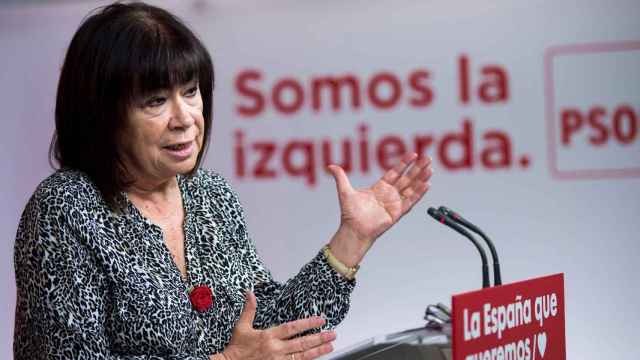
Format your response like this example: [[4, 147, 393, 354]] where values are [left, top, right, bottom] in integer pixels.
[[163, 140, 195, 159], [164, 142, 189, 151]]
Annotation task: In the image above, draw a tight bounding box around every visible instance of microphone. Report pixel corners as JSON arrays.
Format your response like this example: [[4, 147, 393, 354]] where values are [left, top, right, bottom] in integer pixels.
[[438, 206, 502, 286], [427, 207, 490, 289]]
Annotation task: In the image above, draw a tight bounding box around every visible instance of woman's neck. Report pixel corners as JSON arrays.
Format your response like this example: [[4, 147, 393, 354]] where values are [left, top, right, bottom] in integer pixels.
[[126, 175, 180, 207]]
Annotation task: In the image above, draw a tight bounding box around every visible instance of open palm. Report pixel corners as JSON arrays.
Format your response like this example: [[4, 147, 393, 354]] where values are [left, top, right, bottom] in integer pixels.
[[328, 153, 432, 246]]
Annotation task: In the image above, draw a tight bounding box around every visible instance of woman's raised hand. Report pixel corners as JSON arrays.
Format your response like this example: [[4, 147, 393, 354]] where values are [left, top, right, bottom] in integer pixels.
[[219, 292, 336, 360], [327, 153, 432, 266]]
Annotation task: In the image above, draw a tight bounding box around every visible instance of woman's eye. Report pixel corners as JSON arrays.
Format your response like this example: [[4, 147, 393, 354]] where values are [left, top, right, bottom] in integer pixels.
[[184, 86, 198, 97], [145, 96, 166, 107]]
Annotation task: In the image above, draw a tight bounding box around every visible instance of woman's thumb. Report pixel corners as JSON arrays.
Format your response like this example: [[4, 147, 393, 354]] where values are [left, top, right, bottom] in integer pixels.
[[327, 164, 353, 195], [238, 291, 257, 326]]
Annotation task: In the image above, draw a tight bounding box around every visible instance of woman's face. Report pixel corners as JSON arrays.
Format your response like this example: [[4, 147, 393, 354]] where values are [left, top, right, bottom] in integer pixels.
[[119, 80, 205, 185]]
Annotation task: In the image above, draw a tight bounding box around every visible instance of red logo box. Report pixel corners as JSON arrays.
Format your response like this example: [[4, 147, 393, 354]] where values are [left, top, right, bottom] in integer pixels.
[[544, 41, 640, 179]]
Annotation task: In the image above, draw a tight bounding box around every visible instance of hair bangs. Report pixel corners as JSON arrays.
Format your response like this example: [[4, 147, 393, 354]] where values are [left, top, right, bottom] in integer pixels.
[[127, 25, 203, 104]]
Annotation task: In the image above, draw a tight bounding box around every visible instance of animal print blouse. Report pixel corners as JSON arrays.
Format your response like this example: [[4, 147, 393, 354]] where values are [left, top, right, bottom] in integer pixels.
[[13, 169, 355, 359]]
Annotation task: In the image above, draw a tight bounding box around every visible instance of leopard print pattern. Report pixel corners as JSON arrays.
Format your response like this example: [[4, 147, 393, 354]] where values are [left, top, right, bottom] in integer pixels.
[[13, 169, 355, 359]]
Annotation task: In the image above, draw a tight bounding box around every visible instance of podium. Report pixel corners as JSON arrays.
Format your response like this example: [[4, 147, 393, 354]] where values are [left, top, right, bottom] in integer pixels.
[[329, 325, 452, 360], [329, 305, 453, 360]]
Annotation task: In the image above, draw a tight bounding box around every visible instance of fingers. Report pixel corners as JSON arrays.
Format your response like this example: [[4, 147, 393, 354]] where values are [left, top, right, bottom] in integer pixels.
[[394, 155, 432, 192], [294, 341, 335, 360], [283, 331, 336, 359], [393, 154, 432, 212], [237, 291, 257, 328], [327, 164, 354, 196], [228, 307, 334, 360], [381, 152, 418, 185], [271, 316, 326, 339], [401, 179, 431, 213]]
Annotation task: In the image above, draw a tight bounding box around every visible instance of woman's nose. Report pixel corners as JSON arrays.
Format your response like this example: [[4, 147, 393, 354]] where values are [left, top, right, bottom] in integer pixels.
[[168, 97, 194, 129]]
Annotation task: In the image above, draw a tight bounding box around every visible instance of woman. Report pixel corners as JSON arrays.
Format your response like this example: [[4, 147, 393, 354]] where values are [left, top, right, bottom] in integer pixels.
[[13, 2, 432, 360]]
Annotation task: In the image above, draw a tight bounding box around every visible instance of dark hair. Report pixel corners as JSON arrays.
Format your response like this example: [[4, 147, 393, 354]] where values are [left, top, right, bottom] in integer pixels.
[[51, 1, 214, 207]]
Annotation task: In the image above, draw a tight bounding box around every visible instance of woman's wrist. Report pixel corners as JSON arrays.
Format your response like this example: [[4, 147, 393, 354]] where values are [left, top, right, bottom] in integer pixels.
[[209, 353, 228, 360], [328, 225, 371, 267]]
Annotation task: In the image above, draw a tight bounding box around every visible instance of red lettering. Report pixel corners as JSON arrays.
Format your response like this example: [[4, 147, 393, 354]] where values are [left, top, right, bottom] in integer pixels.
[[561, 104, 639, 146], [376, 135, 407, 170], [311, 75, 361, 112], [252, 142, 277, 178], [613, 105, 637, 144], [234, 130, 246, 177], [358, 124, 370, 173], [560, 109, 583, 145], [368, 72, 402, 109], [458, 54, 470, 104], [439, 119, 473, 170], [283, 141, 316, 185], [479, 65, 509, 103], [235, 68, 441, 115], [587, 106, 608, 146], [272, 78, 304, 114], [232, 121, 523, 186], [458, 55, 509, 104], [235, 70, 265, 117], [408, 70, 434, 107], [414, 135, 434, 158], [481, 130, 512, 169]]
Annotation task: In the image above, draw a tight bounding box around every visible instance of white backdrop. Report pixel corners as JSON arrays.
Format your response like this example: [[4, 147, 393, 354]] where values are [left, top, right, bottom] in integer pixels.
[[1, 1, 639, 359]]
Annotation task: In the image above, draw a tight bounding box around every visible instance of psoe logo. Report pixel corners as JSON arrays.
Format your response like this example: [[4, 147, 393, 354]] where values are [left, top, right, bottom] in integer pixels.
[[544, 41, 640, 180]]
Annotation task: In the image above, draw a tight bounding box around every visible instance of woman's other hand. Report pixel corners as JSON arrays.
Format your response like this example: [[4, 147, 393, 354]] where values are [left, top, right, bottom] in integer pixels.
[[327, 152, 432, 267], [219, 292, 336, 360]]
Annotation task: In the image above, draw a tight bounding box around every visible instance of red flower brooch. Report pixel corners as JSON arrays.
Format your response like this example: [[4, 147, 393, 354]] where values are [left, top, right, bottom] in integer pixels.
[[189, 285, 213, 312]]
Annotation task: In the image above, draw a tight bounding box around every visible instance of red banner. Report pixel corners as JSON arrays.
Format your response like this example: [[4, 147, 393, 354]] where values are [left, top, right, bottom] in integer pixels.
[[452, 274, 566, 360]]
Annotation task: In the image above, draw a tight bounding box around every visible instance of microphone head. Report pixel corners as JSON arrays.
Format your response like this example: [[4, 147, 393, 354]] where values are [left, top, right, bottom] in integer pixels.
[[438, 206, 458, 220], [427, 207, 446, 223]]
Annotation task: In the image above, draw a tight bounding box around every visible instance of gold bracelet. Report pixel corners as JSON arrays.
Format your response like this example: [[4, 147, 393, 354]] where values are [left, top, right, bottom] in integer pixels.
[[322, 245, 360, 280]]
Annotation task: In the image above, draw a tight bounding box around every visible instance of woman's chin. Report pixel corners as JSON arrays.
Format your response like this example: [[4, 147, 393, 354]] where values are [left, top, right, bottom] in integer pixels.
[[174, 160, 198, 175], [163, 149, 199, 174]]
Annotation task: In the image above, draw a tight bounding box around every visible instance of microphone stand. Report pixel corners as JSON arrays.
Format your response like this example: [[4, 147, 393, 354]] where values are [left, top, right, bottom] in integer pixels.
[[427, 207, 490, 289], [438, 206, 502, 286]]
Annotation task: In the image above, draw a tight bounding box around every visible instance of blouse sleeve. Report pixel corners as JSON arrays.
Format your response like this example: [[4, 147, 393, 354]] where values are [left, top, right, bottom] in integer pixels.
[[218, 178, 356, 331], [13, 185, 209, 360]]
